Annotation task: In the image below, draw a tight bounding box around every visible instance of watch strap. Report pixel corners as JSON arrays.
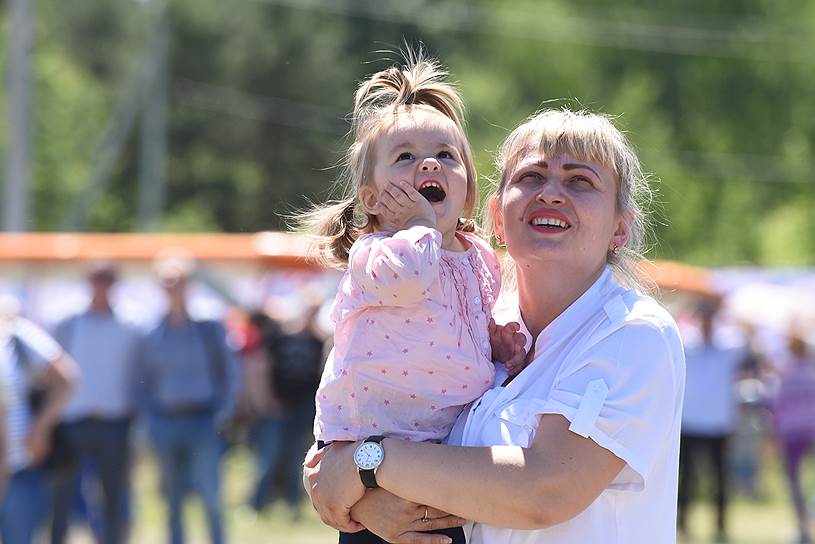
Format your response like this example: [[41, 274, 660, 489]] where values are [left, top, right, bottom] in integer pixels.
[[358, 435, 385, 489]]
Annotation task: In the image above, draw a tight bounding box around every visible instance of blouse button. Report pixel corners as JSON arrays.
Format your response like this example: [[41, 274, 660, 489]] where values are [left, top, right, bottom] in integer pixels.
[[482, 340, 489, 350], [473, 296, 481, 305]]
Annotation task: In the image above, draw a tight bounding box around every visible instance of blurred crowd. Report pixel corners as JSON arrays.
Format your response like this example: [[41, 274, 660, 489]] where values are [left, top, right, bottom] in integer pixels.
[[678, 300, 815, 544], [1, 260, 814, 544], [0, 257, 329, 544]]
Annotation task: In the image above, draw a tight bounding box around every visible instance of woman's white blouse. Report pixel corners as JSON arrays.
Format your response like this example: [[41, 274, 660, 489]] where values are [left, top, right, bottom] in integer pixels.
[[448, 267, 686, 544]]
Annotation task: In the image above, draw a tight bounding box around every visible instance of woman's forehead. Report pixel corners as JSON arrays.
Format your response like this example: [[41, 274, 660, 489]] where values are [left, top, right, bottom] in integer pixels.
[[509, 145, 614, 174]]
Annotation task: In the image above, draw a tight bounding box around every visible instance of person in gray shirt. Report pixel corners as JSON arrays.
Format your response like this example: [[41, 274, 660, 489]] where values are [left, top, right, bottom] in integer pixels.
[[50, 262, 141, 544]]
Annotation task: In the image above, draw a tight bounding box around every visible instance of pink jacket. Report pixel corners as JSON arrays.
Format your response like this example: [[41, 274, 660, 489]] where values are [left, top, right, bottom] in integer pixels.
[[314, 226, 501, 442]]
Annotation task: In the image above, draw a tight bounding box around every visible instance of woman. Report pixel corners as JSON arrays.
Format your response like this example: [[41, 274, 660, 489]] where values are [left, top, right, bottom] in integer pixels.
[[305, 108, 686, 544], [773, 331, 815, 544], [0, 296, 77, 544]]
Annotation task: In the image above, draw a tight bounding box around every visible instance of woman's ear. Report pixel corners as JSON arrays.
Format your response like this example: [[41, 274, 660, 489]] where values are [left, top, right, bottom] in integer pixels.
[[358, 185, 380, 216], [611, 208, 634, 251]]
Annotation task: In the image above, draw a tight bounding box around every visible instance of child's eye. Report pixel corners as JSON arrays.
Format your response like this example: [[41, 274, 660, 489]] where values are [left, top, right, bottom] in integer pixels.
[[396, 152, 414, 162], [437, 150, 454, 160]]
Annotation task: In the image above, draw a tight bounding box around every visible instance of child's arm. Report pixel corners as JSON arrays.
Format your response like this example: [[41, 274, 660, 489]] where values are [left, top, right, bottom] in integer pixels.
[[489, 318, 527, 377], [349, 181, 441, 306]]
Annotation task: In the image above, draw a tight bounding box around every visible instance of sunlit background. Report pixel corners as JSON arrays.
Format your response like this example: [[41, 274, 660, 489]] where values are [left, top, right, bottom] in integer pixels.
[[2, 0, 815, 543]]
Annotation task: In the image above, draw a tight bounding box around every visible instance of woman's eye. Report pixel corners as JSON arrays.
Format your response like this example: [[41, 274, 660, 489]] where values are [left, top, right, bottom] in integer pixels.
[[437, 150, 454, 160], [571, 175, 593, 187], [517, 171, 543, 183], [396, 152, 414, 162]]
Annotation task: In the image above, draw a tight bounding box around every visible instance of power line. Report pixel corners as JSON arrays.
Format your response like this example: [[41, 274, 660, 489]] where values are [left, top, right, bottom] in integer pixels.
[[247, 0, 814, 63]]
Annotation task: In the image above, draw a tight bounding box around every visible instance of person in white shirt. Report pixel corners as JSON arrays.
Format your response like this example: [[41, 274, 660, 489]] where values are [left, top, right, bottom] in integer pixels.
[[678, 301, 744, 541], [50, 263, 141, 544], [304, 108, 686, 544], [0, 296, 77, 544]]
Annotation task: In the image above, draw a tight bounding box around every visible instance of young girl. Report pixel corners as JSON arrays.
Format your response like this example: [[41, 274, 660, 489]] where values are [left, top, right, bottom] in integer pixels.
[[304, 54, 523, 544]]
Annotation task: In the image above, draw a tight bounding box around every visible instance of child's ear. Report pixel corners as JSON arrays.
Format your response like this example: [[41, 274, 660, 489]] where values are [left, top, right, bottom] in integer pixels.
[[358, 185, 380, 215], [489, 196, 505, 242]]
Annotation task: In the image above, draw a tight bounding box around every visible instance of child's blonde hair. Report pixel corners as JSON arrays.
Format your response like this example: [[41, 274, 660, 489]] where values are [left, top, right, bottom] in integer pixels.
[[485, 108, 654, 290], [301, 51, 477, 269]]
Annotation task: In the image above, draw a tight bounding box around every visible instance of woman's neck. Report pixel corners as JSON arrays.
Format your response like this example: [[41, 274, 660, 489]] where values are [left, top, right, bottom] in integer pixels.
[[515, 261, 606, 340]]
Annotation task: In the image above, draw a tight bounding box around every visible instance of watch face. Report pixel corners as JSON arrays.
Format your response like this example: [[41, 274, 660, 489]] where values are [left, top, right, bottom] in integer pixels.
[[354, 442, 384, 470]]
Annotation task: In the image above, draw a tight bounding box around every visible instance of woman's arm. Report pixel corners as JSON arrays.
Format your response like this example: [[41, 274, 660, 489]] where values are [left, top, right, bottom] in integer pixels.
[[306, 414, 625, 531], [27, 352, 77, 462]]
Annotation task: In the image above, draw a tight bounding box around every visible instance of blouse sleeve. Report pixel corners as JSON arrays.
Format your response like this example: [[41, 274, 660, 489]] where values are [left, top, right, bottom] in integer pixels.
[[540, 321, 682, 491], [348, 226, 442, 307]]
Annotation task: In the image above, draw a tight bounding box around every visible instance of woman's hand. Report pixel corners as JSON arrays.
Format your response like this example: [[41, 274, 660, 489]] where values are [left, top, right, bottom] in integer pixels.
[[351, 488, 466, 544], [303, 441, 366, 533]]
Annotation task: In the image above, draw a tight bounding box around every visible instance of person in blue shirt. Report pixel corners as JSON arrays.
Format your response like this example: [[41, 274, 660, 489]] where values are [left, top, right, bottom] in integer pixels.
[[50, 262, 141, 544], [136, 253, 241, 544]]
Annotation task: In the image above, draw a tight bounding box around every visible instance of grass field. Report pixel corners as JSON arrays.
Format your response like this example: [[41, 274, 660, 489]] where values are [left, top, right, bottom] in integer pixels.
[[64, 444, 812, 544]]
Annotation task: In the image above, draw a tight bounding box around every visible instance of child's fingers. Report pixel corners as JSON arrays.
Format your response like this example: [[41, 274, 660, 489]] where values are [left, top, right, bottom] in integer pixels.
[[397, 180, 421, 202], [384, 183, 412, 206]]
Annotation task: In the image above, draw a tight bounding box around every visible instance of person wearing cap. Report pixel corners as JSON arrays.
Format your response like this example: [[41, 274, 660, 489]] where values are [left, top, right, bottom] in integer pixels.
[[135, 253, 241, 544], [49, 262, 141, 544]]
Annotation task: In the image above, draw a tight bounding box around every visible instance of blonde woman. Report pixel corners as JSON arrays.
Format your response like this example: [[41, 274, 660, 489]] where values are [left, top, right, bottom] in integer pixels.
[[306, 109, 686, 544]]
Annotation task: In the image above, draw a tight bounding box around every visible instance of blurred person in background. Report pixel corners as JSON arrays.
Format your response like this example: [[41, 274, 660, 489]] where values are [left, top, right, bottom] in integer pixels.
[[729, 326, 772, 500], [261, 302, 326, 520], [49, 262, 141, 544], [678, 299, 745, 542], [229, 309, 284, 514], [772, 330, 815, 544], [0, 295, 77, 544], [135, 253, 241, 544]]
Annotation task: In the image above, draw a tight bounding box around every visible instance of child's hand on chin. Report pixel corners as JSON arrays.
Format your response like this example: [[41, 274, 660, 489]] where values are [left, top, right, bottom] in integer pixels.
[[372, 180, 437, 233], [489, 318, 528, 377]]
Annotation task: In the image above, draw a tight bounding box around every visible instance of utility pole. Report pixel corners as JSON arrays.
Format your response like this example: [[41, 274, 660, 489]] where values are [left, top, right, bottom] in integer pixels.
[[138, 0, 169, 231], [4, 0, 32, 231]]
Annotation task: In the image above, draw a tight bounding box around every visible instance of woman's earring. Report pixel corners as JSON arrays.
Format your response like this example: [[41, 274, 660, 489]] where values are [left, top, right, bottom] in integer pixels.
[[611, 244, 621, 255]]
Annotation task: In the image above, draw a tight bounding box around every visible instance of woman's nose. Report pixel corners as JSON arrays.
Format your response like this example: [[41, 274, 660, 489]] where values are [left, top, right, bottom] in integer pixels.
[[420, 158, 441, 172], [536, 180, 565, 205]]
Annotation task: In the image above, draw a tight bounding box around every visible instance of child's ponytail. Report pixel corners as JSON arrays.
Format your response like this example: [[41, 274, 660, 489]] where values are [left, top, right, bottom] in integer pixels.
[[299, 196, 361, 270]]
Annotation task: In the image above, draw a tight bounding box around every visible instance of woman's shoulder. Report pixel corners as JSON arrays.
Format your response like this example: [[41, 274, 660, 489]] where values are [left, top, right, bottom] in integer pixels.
[[615, 288, 680, 336]]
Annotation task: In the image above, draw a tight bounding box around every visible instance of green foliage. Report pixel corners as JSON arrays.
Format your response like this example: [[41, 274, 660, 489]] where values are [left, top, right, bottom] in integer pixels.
[[2, 0, 814, 265]]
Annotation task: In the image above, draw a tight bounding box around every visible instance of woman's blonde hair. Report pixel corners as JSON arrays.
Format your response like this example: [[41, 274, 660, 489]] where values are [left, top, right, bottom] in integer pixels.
[[484, 108, 654, 290], [300, 51, 478, 269]]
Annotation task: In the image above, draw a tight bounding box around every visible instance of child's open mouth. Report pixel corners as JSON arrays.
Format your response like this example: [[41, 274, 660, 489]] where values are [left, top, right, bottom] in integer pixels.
[[418, 180, 446, 203]]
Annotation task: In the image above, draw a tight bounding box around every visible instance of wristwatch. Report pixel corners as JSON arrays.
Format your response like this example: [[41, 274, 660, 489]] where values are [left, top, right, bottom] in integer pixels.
[[353, 435, 385, 488]]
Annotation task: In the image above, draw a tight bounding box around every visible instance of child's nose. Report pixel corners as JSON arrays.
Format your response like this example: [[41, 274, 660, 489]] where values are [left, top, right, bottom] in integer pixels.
[[420, 158, 441, 171]]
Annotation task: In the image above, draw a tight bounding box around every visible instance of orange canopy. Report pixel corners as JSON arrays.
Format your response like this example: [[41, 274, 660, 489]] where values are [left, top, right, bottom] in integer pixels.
[[0, 232, 714, 294]]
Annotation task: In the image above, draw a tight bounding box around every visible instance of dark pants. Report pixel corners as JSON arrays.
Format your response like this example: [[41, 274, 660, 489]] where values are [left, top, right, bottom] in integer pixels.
[[677, 433, 729, 535], [249, 398, 315, 512], [149, 410, 224, 544], [340, 527, 466, 544], [51, 418, 132, 544], [0, 468, 51, 544]]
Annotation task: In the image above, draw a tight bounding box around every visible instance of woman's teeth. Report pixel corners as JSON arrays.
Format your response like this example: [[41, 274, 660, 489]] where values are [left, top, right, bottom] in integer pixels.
[[531, 217, 569, 228]]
